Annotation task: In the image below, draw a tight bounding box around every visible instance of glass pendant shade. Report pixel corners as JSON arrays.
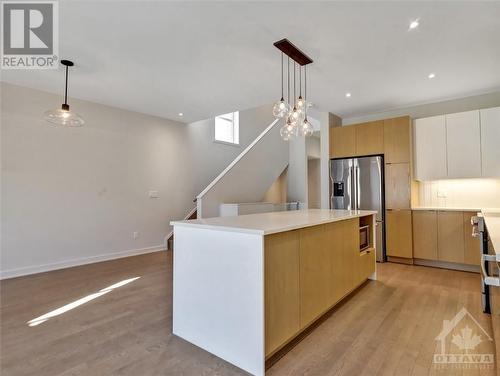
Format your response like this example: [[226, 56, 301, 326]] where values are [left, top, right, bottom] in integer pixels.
[[272, 98, 289, 118], [299, 117, 314, 137], [44, 106, 84, 127], [44, 59, 84, 127], [296, 96, 305, 113]]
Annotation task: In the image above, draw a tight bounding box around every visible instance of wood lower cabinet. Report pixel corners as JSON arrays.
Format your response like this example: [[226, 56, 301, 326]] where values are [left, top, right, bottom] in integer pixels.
[[437, 211, 465, 264], [264, 231, 300, 355], [463, 211, 481, 265], [386, 209, 413, 259], [412, 210, 438, 260], [330, 126, 356, 158], [265, 216, 375, 357], [411, 210, 481, 269], [355, 121, 384, 156]]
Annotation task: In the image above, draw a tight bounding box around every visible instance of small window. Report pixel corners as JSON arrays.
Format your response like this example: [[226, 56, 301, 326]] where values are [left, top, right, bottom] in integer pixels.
[[215, 111, 239, 145]]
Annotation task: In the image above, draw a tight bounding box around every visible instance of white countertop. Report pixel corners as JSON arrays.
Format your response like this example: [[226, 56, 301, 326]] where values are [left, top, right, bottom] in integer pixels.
[[171, 209, 377, 235], [412, 207, 481, 212], [482, 209, 500, 257]]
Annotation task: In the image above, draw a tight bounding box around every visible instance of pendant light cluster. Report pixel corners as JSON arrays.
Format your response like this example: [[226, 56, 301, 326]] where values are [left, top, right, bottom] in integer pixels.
[[272, 39, 314, 141], [44, 60, 84, 127]]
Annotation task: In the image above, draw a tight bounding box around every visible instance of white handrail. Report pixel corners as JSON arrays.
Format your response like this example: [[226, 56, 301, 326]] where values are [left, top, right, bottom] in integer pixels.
[[197, 118, 280, 199]]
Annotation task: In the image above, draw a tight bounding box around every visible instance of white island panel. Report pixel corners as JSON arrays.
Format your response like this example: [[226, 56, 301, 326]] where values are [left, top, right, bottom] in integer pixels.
[[172, 225, 265, 376]]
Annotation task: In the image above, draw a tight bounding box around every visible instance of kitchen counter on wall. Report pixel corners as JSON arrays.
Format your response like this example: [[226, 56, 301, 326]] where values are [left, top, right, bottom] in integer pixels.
[[171, 209, 377, 376]]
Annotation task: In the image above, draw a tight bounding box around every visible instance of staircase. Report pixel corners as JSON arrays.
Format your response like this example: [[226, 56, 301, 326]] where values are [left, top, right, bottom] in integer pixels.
[[196, 118, 288, 218], [168, 117, 289, 249]]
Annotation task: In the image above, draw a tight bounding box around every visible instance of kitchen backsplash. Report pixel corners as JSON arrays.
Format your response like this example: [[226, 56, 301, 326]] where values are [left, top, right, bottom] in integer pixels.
[[418, 179, 500, 209]]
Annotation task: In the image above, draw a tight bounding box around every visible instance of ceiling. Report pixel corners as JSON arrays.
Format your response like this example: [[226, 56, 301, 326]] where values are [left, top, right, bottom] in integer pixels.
[[2, 1, 500, 123]]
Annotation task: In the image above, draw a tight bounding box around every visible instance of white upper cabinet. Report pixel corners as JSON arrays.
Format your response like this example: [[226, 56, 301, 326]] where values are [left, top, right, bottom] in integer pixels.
[[480, 107, 500, 177], [445, 110, 482, 178], [414, 115, 448, 180]]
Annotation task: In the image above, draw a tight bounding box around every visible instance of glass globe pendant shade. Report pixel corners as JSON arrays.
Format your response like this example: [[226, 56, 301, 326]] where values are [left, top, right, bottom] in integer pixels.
[[272, 98, 289, 118], [296, 96, 305, 113], [299, 117, 314, 137], [290, 106, 300, 122], [44, 105, 85, 127]]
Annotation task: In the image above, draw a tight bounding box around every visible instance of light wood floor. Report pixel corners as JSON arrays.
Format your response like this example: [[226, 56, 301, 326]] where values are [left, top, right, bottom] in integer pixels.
[[0, 251, 496, 375]]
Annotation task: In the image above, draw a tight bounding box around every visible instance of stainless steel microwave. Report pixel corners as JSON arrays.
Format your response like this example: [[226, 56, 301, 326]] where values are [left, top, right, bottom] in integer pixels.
[[359, 225, 370, 251]]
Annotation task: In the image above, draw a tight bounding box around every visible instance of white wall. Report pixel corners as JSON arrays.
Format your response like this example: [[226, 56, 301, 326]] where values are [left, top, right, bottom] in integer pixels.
[[342, 91, 500, 125], [186, 104, 274, 197], [418, 179, 500, 209], [1, 83, 194, 278]]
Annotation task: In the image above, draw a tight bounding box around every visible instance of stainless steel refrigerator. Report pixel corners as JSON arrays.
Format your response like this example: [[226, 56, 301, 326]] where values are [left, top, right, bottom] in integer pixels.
[[330, 156, 386, 262]]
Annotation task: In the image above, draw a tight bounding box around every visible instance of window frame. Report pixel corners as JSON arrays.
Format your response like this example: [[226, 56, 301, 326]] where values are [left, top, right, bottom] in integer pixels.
[[214, 111, 240, 146]]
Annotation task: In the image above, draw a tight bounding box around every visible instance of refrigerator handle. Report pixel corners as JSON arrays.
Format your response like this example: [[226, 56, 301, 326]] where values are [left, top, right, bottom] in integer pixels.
[[350, 165, 356, 210], [355, 165, 361, 210]]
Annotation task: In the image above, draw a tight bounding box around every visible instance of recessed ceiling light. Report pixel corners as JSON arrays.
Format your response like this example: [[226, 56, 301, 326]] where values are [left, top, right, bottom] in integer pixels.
[[409, 19, 419, 30], [428, 73, 436, 79], [345, 93, 352, 98], [178, 112, 184, 116]]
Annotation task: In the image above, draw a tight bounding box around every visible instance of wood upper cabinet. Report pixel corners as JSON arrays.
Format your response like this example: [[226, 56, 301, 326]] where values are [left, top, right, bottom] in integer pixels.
[[383, 116, 411, 164], [412, 210, 438, 260], [386, 209, 413, 259], [480, 107, 500, 177], [330, 126, 356, 158], [265, 231, 300, 356], [355, 121, 384, 156], [385, 163, 411, 209], [446, 111, 482, 178], [413, 116, 448, 180], [437, 211, 465, 264], [463, 211, 481, 265]]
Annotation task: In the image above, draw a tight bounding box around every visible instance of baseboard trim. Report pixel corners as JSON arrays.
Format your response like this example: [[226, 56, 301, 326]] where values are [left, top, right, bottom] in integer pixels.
[[413, 258, 480, 273], [387, 256, 414, 265], [0, 245, 166, 280]]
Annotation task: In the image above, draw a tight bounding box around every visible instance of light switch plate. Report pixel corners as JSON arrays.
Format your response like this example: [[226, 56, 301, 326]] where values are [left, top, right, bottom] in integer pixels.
[[149, 191, 159, 198]]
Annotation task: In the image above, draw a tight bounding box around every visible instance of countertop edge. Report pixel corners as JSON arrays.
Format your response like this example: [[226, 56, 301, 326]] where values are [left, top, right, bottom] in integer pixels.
[[171, 211, 377, 236]]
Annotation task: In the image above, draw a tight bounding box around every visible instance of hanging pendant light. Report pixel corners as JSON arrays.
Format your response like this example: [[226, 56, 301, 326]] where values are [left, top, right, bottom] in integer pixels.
[[299, 65, 314, 137], [272, 53, 289, 118], [44, 60, 84, 127], [273, 39, 313, 141], [296, 66, 305, 114]]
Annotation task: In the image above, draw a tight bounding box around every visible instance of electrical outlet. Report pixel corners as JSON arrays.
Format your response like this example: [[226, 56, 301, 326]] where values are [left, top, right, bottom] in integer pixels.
[[437, 190, 447, 198], [133, 231, 139, 239]]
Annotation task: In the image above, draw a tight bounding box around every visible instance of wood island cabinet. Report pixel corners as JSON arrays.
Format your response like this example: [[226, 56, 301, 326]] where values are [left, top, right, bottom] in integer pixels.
[[264, 216, 375, 357]]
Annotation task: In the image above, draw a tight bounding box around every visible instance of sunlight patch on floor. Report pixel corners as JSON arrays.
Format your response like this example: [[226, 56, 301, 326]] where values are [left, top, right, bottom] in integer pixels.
[[27, 277, 141, 326]]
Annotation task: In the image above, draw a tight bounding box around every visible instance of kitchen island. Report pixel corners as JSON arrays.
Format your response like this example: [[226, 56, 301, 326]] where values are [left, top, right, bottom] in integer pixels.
[[171, 209, 377, 376]]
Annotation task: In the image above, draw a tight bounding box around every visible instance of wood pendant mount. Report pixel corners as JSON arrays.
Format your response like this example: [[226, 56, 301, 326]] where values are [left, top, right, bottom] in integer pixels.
[[273, 39, 313, 66]]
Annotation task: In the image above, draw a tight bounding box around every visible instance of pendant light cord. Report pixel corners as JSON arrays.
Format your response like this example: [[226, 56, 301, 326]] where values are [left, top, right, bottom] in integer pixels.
[[281, 52, 284, 100], [64, 65, 69, 106], [287, 57, 290, 105], [304, 65, 307, 118], [299, 66, 302, 97], [293, 61, 296, 104]]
